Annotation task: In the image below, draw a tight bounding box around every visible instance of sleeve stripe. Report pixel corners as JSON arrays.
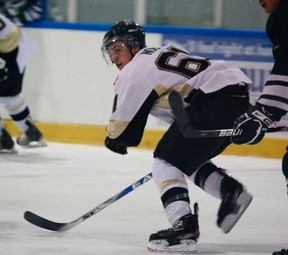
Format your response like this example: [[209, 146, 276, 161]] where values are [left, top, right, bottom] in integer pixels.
[[266, 80, 288, 87], [259, 94, 288, 104]]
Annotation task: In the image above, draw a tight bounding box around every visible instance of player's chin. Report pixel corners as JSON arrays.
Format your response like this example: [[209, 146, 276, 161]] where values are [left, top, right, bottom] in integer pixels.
[[116, 64, 123, 70]]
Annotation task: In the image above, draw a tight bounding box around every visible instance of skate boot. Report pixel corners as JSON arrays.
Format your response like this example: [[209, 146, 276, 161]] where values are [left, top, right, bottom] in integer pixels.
[[0, 128, 17, 153], [273, 249, 288, 255], [16, 120, 47, 148], [217, 178, 253, 234], [147, 203, 199, 254]]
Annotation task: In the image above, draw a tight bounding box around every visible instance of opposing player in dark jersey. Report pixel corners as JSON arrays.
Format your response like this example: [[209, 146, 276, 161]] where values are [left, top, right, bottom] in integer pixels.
[[235, 1, 288, 254], [102, 20, 253, 253], [232, 1, 287, 150], [0, 13, 46, 153], [233, 0, 288, 188]]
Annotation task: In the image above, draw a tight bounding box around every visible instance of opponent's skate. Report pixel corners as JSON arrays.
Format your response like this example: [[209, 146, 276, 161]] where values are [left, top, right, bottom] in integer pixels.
[[148, 203, 199, 254], [217, 179, 252, 233], [273, 249, 288, 255], [0, 128, 17, 153], [16, 120, 47, 148]]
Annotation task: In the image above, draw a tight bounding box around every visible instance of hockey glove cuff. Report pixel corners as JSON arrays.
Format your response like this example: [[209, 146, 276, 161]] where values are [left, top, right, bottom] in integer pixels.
[[105, 136, 127, 155], [231, 104, 276, 145]]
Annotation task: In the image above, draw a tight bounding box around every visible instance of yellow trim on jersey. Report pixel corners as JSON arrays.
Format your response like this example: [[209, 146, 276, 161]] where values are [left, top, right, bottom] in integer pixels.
[[154, 88, 173, 109], [106, 119, 129, 139], [0, 27, 20, 53], [177, 83, 194, 96], [3, 119, 287, 159], [159, 179, 187, 192], [154, 83, 193, 109]]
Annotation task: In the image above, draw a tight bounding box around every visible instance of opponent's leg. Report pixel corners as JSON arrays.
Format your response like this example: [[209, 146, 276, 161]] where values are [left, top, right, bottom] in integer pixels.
[[148, 158, 199, 253]]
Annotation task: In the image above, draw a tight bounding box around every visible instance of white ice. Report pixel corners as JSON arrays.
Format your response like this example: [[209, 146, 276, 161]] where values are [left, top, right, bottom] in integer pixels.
[[0, 142, 287, 255]]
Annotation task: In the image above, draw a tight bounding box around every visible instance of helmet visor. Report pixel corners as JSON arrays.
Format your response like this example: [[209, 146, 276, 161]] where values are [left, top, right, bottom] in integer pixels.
[[101, 39, 130, 66], [101, 35, 139, 66]]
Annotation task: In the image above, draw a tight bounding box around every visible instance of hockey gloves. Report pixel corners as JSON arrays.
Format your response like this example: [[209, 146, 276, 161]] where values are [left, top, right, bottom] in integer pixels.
[[104, 136, 127, 155], [231, 104, 275, 145]]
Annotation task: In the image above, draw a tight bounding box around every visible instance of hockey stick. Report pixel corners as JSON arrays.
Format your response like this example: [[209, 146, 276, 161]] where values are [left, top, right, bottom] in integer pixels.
[[24, 172, 153, 232], [168, 91, 288, 138]]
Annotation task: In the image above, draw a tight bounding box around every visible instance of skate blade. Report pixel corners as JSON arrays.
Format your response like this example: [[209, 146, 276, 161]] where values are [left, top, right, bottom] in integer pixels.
[[0, 146, 18, 154], [19, 139, 47, 148], [147, 239, 197, 254], [220, 191, 253, 234]]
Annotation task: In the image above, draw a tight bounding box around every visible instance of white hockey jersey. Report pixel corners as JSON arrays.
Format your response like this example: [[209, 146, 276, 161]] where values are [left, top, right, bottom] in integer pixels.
[[107, 43, 252, 144], [0, 13, 36, 73]]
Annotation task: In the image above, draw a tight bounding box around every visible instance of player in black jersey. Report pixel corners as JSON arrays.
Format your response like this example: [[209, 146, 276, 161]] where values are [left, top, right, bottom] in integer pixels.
[[232, 0, 288, 191], [238, 1, 288, 254], [232, 0, 288, 145], [232, 0, 288, 144]]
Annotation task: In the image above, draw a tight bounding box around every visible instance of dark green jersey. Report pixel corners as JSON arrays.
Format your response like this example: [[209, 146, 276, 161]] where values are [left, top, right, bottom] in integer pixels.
[[257, 0, 288, 119]]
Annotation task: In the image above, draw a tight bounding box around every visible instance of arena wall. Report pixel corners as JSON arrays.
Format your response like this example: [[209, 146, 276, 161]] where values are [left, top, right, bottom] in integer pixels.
[[1, 23, 287, 158]]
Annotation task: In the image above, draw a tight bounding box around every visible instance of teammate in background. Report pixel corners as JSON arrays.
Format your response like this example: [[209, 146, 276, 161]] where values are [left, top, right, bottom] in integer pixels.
[[0, 0, 42, 26], [102, 20, 253, 253], [0, 13, 46, 153], [231, 0, 288, 190]]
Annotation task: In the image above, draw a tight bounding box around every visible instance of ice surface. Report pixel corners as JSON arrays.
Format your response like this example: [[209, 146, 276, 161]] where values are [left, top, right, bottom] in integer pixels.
[[0, 142, 287, 255]]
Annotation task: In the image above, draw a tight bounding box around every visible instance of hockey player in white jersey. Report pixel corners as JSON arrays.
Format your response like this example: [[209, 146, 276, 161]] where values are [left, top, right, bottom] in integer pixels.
[[102, 20, 253, 253], [0, 13, 46, 152]]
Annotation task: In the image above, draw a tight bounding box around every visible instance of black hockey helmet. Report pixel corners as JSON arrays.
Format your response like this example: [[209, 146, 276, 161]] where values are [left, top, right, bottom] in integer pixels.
[[101, 20, 146, 65]]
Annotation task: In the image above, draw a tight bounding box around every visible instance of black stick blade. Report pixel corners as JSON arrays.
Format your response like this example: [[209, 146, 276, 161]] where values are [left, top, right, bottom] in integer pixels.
[[24, 211, 74, 232]]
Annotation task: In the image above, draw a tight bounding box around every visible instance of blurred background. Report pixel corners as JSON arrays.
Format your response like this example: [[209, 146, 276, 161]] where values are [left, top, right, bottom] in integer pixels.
[[2, 0, 286, 158], [46, 0, 266, 30]]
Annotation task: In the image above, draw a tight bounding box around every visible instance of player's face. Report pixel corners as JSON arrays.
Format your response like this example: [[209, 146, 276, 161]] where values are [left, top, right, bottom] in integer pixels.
[[259, 0, 281, 13], [107, 41, 133, 70]]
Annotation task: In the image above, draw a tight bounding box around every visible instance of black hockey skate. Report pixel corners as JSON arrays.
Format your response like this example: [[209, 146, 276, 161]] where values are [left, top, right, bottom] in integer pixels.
[[0, 128, 17, 153], [147, 203, 199, 254], [16, 120, 47, 148], [273, 249, 288, 255], [217, 178, 252, 234]]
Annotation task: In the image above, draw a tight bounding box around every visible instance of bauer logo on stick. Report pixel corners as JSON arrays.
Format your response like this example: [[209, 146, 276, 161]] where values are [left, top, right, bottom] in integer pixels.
[[219, 129, 242, 137]]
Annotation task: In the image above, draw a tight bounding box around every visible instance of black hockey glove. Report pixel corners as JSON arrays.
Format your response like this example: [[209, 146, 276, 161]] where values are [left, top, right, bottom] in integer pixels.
[[104, 136, 127, 155], [231, 104, 276, 145]]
